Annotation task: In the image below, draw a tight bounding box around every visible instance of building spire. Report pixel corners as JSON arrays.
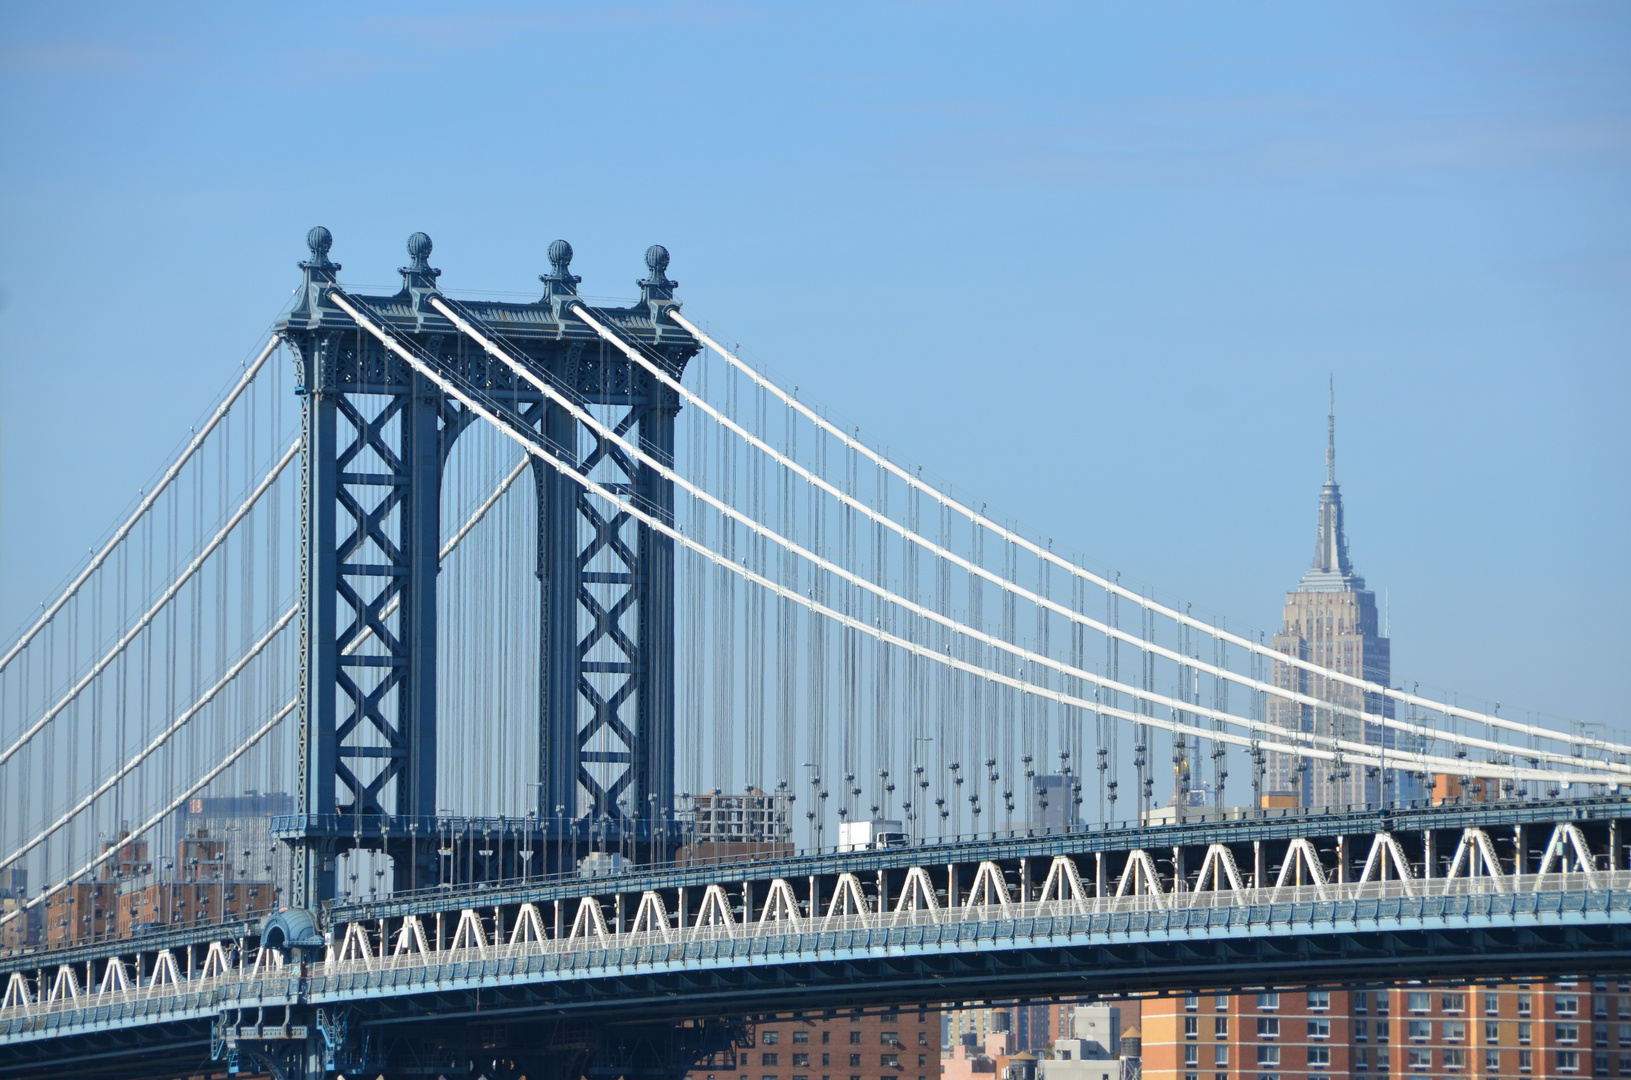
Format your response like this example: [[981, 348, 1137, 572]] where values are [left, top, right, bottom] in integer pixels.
[[1327, 376, 1335, 485], [1299, 377, 1360, 591]]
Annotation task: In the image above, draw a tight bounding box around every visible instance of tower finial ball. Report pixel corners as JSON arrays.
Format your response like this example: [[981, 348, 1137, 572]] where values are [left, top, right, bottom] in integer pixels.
[[307, 226, 333, 258], [645, 245, 670, 274], [407, 232, 433, 259], [548, 239, 574, 271]]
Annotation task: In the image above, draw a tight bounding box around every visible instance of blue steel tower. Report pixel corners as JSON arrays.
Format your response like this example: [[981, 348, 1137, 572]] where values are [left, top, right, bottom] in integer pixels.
[[275, 229, 697, 905]]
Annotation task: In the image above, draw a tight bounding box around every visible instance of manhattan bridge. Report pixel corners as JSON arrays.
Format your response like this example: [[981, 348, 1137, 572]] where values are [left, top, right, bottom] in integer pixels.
[[0, 230, 1625, 1079]]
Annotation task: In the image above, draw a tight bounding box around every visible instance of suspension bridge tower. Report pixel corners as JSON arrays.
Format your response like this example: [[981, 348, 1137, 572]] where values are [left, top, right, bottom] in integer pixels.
[[276, 228, 699, 905]]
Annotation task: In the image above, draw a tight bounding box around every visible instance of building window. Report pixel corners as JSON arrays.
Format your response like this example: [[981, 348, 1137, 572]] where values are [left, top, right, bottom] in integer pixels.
[[1594, 1052, 1610, 1076], [792, 1055, 809, 1067], [1520, 1050, 1533, 1072], [918, 1055, 927, 1067], [1186, 1018, 1199, 1039], [1444, 1021, 1466, 1043], [1487, 993, 1501, 1017], [1600, 1027, 1612, 1049], [1257, 1018, 1280, 1039], [1356, 1048, 1370, 1070], [1444, 1049, 1466, 1071], [1356, 1019, 1369, 1041], [880, 1032, 899, 1046], [848, 1054, 860, 1067], [1520, 1022, 1532, 1044], [1558, 1051, 1581, 1074], [1186, 1046, 1200, 1068], [1309, 990, 1331, 1011], [1409, 993, 1432, 1014], [1409, 1021, 1432, 1041], [1622, 999, 1631, 1020], [879, 1053, 900, 1068], [1561, 1024, 1582, 1045], [762, 1054, 778, 1066], [1620, 1024, 1631, 1047], [1443, 994, 1466, 1013], [1619, 1055, 1631, 1077], [849, 1032, 861, 1045], [1215, 1046, 1229, 1067], [793, 1032, 809, 1044], [1519, 995, 1532, 1017], [1309, 1047, 1331, 1069], [1258, 992, 1280, 1011], [1308, 1019, 1331, 1040], [1561, 997, 1582, 1017], [1216, 995, 1229, 1012], [1408, 1048, 1432, 1070], [1257, 1046, 1280, 1067], [1600, 1000, 1613, 1021], [1357, 991, 1369, 1014], [1215, 1018, 1229, 1039], [1486, 1021, 1501, 1043], [1187, 995, 1200, 1012]]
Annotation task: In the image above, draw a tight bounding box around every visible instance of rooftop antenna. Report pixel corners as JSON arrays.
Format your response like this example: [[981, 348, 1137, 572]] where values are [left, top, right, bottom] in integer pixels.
[[1327, 375, 1336, 485]]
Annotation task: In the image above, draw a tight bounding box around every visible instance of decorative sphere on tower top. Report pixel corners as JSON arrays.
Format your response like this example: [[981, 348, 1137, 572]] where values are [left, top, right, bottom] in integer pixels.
[[639, 243, 676, 298], [548, 239, 574, 273], [407, 232, 433, 260], [307, 226, 333, 259]]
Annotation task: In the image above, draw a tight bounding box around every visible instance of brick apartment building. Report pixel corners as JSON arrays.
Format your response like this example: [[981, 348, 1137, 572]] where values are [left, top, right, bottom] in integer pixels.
[[686, 1007, 941, 1080], [1142, 978, 1631, 1080], [18, 829, 277, 950]]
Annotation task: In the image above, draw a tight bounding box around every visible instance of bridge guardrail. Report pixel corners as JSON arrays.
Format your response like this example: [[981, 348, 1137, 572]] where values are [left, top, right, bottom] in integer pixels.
[[3, 870, 1625, 1041]]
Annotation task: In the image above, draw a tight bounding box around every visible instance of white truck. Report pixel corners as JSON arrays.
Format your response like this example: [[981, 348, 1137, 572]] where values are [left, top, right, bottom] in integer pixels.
[[837, 819, 909, 852]]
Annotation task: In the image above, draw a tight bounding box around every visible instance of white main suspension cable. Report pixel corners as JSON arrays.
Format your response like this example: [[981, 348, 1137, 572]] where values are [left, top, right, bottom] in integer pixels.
[[0, 334, 281, 677], [0, 698, 295, 929], [0, 452, 525, 879], [349, 456, 530, 648], [0, 438, 300, 769], [434, 297, 1620, 781], [668, 310, 1613, 757], [568, 303, 1605, 775], [338, 293, 1610, 785], [0, 605, 298, 870]]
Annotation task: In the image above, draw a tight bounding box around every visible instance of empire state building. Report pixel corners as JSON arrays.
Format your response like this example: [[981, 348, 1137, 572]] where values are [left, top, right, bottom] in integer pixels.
[[1265, 390, 1411, 809]]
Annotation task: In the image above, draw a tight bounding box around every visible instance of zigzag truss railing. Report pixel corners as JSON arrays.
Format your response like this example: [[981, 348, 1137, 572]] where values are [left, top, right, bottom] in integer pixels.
[[1, 822, 1618, 1023]]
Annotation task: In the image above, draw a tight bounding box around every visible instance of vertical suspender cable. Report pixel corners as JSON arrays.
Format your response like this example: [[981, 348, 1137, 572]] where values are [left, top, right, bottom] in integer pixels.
[[0, 335, 280, 676]]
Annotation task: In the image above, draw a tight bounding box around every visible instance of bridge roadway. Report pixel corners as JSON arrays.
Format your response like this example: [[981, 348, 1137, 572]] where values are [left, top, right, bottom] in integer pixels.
[[2, 796, 1628, 1078]]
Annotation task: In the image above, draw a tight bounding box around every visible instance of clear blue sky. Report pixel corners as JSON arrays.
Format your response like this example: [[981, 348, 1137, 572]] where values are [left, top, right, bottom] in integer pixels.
[[1, 3, 1626, 729]]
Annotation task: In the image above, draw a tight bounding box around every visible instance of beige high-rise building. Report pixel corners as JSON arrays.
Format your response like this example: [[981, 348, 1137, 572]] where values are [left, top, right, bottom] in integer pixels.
[[1265, 389, 1413, 809]]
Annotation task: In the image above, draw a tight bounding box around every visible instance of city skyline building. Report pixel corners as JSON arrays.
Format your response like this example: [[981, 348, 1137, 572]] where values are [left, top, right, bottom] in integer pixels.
[[1266, 386, 1416, 809]]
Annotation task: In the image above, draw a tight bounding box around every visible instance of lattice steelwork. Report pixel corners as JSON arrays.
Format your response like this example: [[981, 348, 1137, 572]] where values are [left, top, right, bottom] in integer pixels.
[[278, 230, 695, 904]]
